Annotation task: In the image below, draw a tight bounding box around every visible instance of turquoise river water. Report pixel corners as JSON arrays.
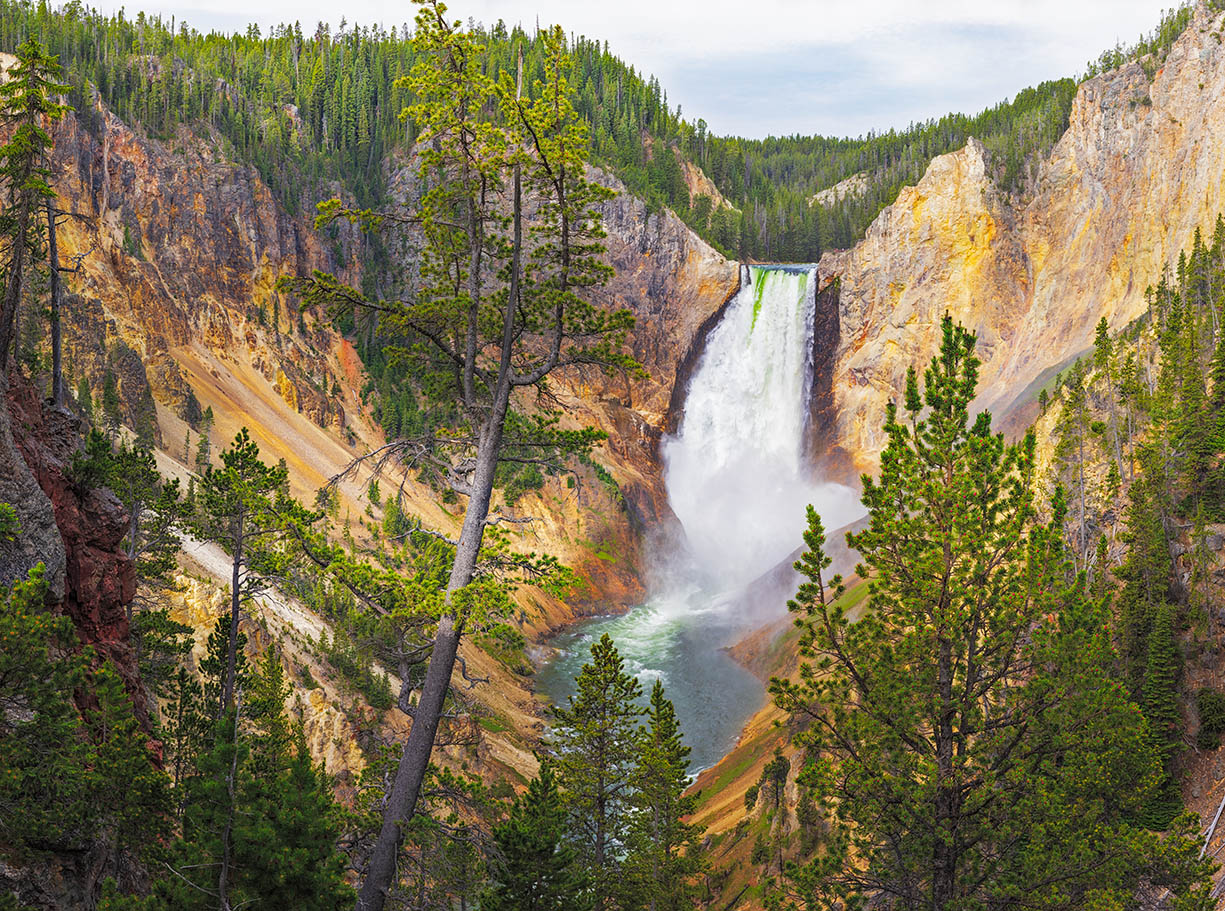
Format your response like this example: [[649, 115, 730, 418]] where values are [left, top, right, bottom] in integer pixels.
[[535, 589, 764, 774]]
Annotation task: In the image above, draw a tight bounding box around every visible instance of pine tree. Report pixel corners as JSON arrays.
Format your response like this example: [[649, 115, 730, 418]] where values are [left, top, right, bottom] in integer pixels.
[[86, 662, 172, 869], [106, 441, 185, 588], [232, 726, 354, 910], [194, 405, 214, 472], [68, 435, 193, 698], [483, 763, 589, 911], [162, 640, 351, 911], [1094, 315, 1113, 371], [551, 633, 644, 910], [1117, 474, 1172, 693], [1118, 351, 1143, 478], [1177, 323, 1214, 506], [161, 709, 247, 911], [1055, 364, 1092, 565], [194, 428, 312, 717], [1206, 334, 1225, 517], [0, 38, 69, 371], [163, 665, 209, 799], [745, 747, 790, 881], [243, 648, 293, 772], [1094, 316, 1125, 477], [0, 565, 92, 856], [769, 316, 1212, 908], [100, 370, 122, 437], [1141, 602, 1183, 828], [287, 12, 639, 908], [621, 681, 703, 911], [198, 614, 248, 720]]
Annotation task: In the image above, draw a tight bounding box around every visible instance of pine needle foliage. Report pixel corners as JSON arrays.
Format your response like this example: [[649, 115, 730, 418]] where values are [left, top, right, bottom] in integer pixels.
[[550, 633, 644, 911], [769, 316, 1213, 910], [483, 762, 589, 911]]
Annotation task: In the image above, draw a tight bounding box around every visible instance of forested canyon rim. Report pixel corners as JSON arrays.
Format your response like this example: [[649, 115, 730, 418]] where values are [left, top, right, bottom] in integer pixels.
[[823, 3, 1225, 474]]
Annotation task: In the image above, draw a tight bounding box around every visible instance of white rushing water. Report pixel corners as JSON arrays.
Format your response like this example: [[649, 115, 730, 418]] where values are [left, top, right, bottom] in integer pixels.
[[662, 264, 862, 592], [539, 264, 863, 773]]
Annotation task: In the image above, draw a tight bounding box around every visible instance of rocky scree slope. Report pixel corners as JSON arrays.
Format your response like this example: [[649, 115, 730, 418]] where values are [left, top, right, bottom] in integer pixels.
[[42, 87, 737, 783]]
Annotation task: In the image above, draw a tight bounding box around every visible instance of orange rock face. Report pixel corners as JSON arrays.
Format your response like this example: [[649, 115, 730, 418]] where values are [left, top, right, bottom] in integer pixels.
[[7, 378, 144, 725], [820, 6, 1225, 478]]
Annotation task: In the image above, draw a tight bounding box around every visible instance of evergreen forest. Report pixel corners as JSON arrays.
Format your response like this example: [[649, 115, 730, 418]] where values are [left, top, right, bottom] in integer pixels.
[[0, 0, 1216, 262]]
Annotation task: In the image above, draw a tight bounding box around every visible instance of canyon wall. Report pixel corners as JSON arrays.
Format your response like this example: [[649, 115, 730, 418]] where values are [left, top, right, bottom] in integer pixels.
[[49, 93, 736, 607], [820, 5, 1225, 477]]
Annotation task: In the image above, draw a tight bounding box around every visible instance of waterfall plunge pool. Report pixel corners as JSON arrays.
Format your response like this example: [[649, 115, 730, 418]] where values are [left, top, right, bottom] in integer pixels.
[[534, 589, 765, 775]]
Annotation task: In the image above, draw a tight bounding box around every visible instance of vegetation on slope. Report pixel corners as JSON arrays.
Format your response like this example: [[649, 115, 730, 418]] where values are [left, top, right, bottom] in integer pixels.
[[720, 222, 1225, 908], [0, 0, 688, 214]]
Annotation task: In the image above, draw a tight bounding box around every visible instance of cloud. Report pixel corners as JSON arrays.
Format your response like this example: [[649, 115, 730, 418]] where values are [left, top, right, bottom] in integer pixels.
[[93, 0, 1175, 139]]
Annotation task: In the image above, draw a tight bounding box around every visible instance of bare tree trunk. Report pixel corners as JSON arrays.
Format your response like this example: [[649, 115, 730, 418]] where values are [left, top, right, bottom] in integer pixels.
[[46, 199, 64, 407], [0, 165, 33, 370], [356, 413, 506, 911], [217, 694, 240, 911], [220, 516, 243, 717]]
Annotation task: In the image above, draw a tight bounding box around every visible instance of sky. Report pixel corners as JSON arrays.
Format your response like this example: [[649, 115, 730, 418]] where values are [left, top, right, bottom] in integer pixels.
[[99, 0, 1176, 139]]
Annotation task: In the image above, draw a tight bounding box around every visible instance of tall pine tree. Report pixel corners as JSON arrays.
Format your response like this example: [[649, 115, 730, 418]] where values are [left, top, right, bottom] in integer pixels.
[[1141, 602, 1184, 828], [770, 316, 1212, 909], [620, 680, 703, 911], [483, 762, 589, 911], [551, 633, 643, 911]]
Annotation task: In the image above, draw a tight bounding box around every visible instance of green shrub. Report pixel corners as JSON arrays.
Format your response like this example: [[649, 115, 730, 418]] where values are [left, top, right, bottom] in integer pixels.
[[1197, 688, 1225, 749]]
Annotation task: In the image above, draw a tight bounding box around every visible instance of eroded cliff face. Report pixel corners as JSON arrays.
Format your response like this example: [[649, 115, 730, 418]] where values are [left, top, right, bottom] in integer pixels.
[[39, 83, 738, 793], [52, 103, 363, 442], [5, 377, 143, 721], [47, 89, 738, 607], [820, 5, 1225, 477]]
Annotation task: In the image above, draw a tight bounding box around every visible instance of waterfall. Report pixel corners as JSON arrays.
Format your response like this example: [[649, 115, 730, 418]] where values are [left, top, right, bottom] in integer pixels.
[[663, 264, 861, 592], [539, 263, 864, 774]]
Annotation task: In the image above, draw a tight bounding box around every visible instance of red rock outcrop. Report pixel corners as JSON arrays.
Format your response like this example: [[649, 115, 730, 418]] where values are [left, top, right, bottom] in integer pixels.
[[6, 380, 144, 723]]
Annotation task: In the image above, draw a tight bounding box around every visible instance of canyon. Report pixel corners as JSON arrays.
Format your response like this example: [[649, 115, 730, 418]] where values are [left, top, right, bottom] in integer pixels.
[[34, 0, 1225, 790], [8, 3, 1225, 906]]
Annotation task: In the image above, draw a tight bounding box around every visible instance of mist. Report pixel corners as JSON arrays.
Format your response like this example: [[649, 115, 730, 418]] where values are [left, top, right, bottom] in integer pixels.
[[662, 265, 865, 604]]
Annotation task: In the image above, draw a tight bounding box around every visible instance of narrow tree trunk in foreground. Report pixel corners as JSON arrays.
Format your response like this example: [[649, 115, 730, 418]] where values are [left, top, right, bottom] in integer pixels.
[[356, 50, 528, 911], [356, 413, 506, 911], [46, 199, 64, 407]]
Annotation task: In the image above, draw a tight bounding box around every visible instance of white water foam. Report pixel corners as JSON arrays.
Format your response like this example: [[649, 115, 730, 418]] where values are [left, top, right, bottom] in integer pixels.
[[663, 264, 863, 596], [538, 264, 866, 774]]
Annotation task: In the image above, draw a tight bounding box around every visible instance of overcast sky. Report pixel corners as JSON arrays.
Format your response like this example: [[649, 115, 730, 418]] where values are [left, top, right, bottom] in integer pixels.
[[100, 0, 1174, 138]]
